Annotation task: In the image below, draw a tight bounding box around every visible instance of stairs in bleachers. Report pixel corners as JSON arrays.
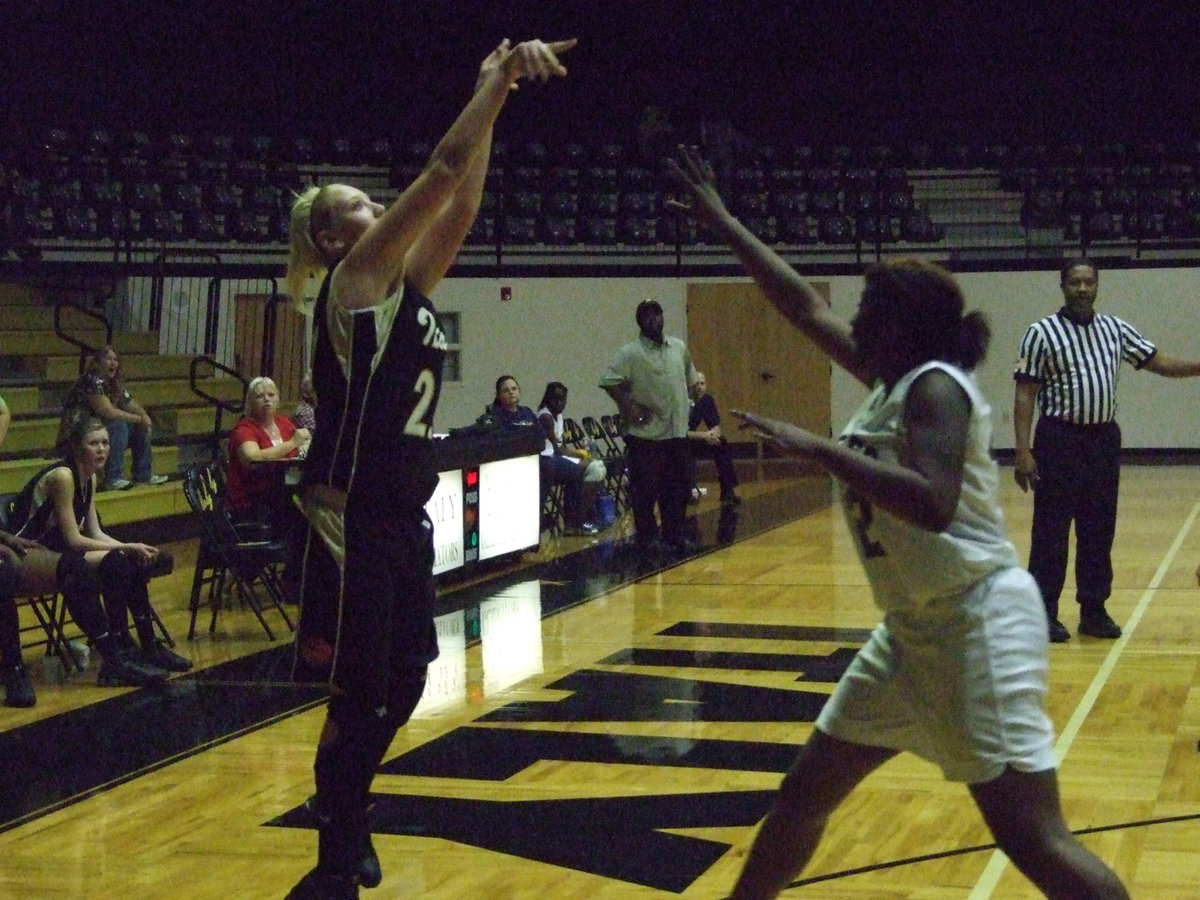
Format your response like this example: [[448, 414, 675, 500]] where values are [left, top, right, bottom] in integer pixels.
[[0, 282, 241, 528], [911, 170, 1030, 257]]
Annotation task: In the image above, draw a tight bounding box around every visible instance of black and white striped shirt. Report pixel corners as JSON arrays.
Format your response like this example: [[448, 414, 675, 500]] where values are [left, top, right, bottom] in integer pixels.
[[1014, 309, 1156, 424]]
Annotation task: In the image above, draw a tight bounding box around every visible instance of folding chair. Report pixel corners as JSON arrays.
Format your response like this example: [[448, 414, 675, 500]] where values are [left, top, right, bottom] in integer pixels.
[[541, 480, 565, 536], [1, 491, 82, 671], [581, 415, 628, 513], [561, 416, 589, 452], [601, 415, 634, 513], [182, 463, 295, 641]]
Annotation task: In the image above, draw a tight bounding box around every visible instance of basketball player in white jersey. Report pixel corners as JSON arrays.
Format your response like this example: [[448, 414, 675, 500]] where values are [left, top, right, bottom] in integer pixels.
[[668, 146, 1128, 900]]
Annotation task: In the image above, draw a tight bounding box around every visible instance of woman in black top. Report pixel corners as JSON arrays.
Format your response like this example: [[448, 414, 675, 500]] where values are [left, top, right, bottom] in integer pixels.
[[282, 36, 574, 899], [15, 415, 191, 687]]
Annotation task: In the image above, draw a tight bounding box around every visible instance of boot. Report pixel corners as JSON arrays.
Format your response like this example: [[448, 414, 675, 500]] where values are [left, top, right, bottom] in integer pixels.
[[284, 868, 359, 899], [139, 638, 193, 672], [3, 663, 36, 708], [95, 640, 169, 688], [303, 796, 381, 888]]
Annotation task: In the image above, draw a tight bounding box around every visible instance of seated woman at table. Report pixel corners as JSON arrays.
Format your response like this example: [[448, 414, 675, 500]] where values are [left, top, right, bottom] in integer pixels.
[[489, 374, 540, 430], [493, 376, 597, 536], [225, 376, 311, 531], [13, 414, 191, 682]]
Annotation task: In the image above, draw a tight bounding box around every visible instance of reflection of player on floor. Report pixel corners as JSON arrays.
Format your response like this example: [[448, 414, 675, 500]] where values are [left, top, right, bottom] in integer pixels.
[[668, 146, 1129, 900]]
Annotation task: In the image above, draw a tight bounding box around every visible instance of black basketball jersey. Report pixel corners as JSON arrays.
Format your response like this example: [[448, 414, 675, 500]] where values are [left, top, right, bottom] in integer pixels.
[[305, 270, 447, 509], [14, 460, 90, 552]]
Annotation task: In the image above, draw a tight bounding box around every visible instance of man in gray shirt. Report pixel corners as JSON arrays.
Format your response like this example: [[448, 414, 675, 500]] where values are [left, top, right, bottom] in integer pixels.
[[600, 299, 700, 552]]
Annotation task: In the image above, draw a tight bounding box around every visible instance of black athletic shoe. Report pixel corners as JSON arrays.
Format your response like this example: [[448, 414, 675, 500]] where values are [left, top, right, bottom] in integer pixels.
[[1078, 612, 1122, 639], [97, 652, 169, 687], [285, 868, 359, 899], [302, 797, 381, 888], [1048, 619, 1071, 643], [359, 836, 381, 889], [140, 639, 193, 672], [3, 664, 36, 708]]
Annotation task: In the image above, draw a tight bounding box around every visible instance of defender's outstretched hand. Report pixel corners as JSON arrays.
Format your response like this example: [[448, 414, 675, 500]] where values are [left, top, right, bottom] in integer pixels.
[[731, 410, 822, 457], [666, 145, 731, 229]]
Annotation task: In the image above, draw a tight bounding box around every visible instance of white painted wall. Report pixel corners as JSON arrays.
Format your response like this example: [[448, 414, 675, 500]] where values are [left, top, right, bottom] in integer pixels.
[[112, 265, 1200, 449], [432, 276, 686, 432], [435, 267, 1200, 449]]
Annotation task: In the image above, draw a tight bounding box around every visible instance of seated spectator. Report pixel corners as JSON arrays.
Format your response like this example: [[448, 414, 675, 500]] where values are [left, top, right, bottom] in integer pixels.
[[494, 376, 596, 535], [10, 415, 191, 692], [0, 527, 39, 706], [536, 382, 603, 535], [225, 376, 311, 532], [0, 391, 34, 706], [687, 371, 741, 506], [489, 374, 541, 430], [291, 372, 317, 434], [58, 345, 169, 491]]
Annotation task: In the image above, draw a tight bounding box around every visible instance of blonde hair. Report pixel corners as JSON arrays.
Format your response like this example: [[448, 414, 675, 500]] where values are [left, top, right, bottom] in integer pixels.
[[285, 185, 328, 315], [247, 376, 278, 400]]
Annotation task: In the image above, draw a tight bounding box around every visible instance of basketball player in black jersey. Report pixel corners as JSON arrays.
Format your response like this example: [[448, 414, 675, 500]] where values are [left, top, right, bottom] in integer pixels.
[[282, 37, 575, 899]]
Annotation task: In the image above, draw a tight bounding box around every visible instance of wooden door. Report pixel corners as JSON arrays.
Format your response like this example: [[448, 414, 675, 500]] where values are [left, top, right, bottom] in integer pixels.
[[685, 281, 832, 444], [234, 294, 307, 400]]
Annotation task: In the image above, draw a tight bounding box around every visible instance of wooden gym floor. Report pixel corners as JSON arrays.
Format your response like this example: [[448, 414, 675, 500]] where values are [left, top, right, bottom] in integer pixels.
[[1, 465, 1199, 899]]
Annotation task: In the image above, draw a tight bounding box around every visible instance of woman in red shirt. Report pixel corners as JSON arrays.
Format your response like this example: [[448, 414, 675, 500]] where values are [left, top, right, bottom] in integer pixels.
[[225, 376, 311, 527]]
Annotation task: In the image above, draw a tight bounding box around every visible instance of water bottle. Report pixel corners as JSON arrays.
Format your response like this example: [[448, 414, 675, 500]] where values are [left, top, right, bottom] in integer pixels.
[[40, 653, 66, 683], [69, 639, 91, 670]]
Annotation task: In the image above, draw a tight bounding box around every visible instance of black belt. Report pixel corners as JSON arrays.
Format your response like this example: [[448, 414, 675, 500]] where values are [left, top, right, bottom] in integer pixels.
[[1041, 417, 1116, 430]]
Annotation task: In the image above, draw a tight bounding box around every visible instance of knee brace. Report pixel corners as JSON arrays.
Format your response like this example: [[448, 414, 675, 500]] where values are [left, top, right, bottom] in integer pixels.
[[56, 552, 109, 638], [318, 690, 410, 813], [0, 553, 17, 600], [98, 550, 153, 623], [97, 549, 138, 593], [0, 556, 19, 664]]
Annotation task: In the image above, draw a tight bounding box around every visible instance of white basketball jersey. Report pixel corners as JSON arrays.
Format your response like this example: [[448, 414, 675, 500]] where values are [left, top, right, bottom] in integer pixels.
[[837, 361, 1019, 611]]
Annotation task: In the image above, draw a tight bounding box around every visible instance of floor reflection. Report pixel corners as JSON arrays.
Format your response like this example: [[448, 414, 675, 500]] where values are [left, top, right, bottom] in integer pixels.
[[0, 477, 830, 832]]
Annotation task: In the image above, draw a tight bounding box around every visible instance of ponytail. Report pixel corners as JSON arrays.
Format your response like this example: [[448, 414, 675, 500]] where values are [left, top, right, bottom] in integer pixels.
[[956, 311, 991, 370], [285, 186, 326, 316]]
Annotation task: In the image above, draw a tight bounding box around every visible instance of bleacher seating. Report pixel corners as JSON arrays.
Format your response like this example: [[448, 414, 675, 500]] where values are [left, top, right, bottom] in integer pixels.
[[11, 125, 1200, 259], [0, 284, 245, 529]]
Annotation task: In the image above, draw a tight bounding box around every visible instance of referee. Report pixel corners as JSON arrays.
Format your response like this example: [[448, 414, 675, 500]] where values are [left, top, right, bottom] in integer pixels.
[[1013, 259, 1200, 643]]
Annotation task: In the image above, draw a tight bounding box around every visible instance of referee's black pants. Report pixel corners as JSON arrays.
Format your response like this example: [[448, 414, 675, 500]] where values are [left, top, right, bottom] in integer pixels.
[[1028, 417, 1121, 622]]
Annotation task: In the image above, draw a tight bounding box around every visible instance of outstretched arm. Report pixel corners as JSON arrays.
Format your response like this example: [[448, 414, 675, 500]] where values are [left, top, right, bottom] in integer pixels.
[[338, 38, 575, 308], [404, 41, 506, 296], [667, 146, 869, 385], [1143, 352, 1200, 378], [732, 369, 970, 531]]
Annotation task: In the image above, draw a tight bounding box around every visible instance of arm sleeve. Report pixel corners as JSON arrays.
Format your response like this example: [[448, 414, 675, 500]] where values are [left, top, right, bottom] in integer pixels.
[[1116, 318, 1157, 369], [1012, 324, 1044, 382], [598, 346, 631, 389]]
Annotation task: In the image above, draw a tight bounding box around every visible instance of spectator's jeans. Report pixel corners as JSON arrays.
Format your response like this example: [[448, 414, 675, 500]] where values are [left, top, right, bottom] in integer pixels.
[[106, 419, 153, 482], [540, 453, 587, 527]]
